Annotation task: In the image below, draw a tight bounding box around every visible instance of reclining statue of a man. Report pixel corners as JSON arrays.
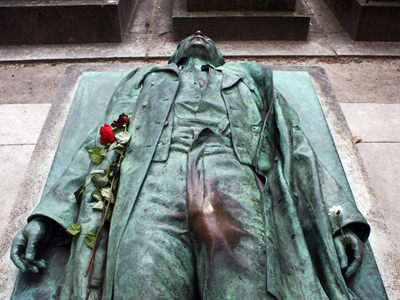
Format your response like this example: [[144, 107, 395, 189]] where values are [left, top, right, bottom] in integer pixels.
[[10, 31, 387, 300]]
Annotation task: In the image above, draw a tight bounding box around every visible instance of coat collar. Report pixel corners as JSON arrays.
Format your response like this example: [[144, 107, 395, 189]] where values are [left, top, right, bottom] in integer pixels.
[[215, 67, 242, 90], [131, 63, 180, 89]]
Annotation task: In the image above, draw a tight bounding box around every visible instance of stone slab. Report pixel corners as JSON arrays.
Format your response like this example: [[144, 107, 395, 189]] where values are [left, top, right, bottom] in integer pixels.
[[0, 0, 139, 45], [0, 104, 51, 145], [0, 64, 393, 299], [340, 104, 400, 142], [327, 32, 400, 56], [323, 0, 400, 41], [187, 0, 296, 11], [0, 145, 35, 238], [0, 64, 66, 105], [173, 0, 310, 41], [356, 143, 400, 296]]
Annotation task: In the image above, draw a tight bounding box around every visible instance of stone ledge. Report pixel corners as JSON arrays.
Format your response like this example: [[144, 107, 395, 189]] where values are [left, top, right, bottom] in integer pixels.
[[323, 0, 400, 41], [173, 0, 310, 41], [186, 0, 296, 11], [0, 0, 139, 45]]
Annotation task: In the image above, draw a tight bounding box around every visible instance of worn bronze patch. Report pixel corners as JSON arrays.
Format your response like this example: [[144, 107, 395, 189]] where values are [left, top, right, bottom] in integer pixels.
[[187, 152, 250, 264]]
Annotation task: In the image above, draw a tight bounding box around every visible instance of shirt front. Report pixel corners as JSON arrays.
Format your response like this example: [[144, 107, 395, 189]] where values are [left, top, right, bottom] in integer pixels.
[[171, 62, 232, 152]]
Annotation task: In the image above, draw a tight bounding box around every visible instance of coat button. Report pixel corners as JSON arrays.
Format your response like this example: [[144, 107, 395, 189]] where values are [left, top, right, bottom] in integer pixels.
[[136, 125, 141, 130]]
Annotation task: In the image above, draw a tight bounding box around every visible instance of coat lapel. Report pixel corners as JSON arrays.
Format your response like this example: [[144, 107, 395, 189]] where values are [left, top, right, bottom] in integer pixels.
[[103, 64, 180, 300], [221, 69, 263, 166]]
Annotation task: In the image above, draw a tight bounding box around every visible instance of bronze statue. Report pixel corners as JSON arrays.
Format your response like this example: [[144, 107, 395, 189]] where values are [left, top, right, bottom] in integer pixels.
[[10, 31, 388, 300]]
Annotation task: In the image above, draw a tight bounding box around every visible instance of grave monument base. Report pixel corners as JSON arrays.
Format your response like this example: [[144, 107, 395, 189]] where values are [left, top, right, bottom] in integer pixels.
[[173, 0, 310, 41], [323, 0, 400, 41], [0, 0, 139, 45]]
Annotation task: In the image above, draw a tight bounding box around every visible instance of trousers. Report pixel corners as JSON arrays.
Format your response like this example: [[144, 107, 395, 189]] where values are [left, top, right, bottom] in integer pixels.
[[114, 130, 271, 300]]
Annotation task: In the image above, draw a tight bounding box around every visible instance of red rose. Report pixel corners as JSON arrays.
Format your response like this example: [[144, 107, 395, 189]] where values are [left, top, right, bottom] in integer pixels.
[[111, 114, 130, 127], [100, 124, 115, 145]]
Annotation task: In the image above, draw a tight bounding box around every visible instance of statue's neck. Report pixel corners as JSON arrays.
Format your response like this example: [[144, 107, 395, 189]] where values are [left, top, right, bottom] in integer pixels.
[[187, 57, 212, 71]]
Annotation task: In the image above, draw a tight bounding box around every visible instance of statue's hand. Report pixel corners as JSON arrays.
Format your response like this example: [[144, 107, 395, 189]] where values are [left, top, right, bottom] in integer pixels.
[[10, 218, 50, 273], [333, 228, 364, 278]]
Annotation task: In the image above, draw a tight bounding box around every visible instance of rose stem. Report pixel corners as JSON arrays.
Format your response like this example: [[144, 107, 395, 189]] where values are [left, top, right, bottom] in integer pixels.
[[85, 151, 125, 300]]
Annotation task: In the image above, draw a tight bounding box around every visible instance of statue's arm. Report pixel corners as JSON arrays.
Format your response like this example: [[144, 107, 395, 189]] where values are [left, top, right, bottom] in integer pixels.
[[10, 68, 143, 272], [10, 128, 98, 272], [292, 125, 369, 277], [272, 88, 370, 279]]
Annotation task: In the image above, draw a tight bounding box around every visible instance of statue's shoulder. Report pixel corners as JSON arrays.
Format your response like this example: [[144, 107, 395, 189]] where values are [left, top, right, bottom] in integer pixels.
[[221, 61, 272, 85], [111, 64, 179, 100], [119, 65, 169, 90]]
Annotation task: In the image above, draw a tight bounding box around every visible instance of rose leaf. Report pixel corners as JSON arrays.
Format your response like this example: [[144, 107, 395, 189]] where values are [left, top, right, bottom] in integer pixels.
[[91, 173, 109, 188], [67, 223, 81, 236], [101, 186, 115, 203], [87, 146, 106, 164], [114, 131, 131, 145], [91, 189, 103, 202], [92, 201, 104, 211], [85, 229, 98, 249]]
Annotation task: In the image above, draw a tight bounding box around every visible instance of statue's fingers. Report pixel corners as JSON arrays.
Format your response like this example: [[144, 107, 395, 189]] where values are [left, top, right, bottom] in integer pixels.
[[30, 258, 46, 269], [10, 234, 28, 272], [24, 234, 40, 262], [23, 261, 39, 273], [10, 245, 28, 273], [334, 236, 348, 269]]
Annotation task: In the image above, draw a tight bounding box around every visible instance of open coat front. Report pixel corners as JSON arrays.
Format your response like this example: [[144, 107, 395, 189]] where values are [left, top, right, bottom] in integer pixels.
[[12, 62, 388, 300]]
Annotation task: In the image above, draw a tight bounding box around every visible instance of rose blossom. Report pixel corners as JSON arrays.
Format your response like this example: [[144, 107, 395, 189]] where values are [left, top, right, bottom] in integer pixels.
[[111, 114, 130, 127], [100, 124, 115, 145]]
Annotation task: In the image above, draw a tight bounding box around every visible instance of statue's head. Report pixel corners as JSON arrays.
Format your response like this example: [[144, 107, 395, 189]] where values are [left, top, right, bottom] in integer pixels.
[[169, 31, 225, 67]]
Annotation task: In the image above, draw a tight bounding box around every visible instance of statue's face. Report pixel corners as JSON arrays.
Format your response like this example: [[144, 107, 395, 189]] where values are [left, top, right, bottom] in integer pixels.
[[169, 31, 225, 66]]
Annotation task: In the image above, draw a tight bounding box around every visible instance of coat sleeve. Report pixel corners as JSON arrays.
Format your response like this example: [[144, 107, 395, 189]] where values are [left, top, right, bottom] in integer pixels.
[[28, 69, 143, 231], [275, 90, 370, 242]]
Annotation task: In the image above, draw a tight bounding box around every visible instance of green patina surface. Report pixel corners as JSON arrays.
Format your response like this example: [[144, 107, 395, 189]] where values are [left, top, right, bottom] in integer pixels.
[[11, 32, 388, 300], [11, 65, 387, 299], [45, 70, 349, 197]]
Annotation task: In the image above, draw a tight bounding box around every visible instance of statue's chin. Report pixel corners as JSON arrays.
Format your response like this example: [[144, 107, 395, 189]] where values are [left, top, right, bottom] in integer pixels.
[[184, 45, 216, 63]]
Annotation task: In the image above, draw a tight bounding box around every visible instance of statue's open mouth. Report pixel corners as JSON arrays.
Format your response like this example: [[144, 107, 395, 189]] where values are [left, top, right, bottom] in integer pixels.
[[190, 36, 208, 45]]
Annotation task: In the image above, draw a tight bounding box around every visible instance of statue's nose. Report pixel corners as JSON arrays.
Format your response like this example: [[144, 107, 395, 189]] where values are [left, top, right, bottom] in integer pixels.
[[194, 30, 204, 36]]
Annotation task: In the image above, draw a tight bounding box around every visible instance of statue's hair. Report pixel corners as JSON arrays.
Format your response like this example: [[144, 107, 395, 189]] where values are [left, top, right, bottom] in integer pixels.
[[168, 39, 225, 67]]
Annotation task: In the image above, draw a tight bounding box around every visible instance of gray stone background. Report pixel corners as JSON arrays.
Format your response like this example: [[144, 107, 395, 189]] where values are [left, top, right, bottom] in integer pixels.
[[0, 0, 399, 298]]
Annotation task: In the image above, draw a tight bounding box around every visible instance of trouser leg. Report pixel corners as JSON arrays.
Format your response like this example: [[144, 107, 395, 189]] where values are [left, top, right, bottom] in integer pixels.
[[114, 152, 197, 300], [187, 138, 270, 300]]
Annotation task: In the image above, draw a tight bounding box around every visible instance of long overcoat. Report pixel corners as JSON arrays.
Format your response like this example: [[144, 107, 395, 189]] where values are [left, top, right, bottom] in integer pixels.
[[17, 62, 388, 300]]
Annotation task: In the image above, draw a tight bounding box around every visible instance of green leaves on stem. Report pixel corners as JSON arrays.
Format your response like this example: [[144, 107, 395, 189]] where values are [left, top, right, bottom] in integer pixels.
[[91, 172, 108, 188], [78, 114, 130, 300], [85, 229, 99, 249], [67, 223, 81, 243], [92, 201, 104, 211], [91, 189, 102, 202], [87, 146, 106, 164]]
